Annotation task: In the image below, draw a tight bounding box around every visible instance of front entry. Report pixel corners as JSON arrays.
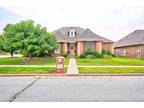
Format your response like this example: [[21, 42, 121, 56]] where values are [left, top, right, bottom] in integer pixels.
[[69, 43, 76, 56]]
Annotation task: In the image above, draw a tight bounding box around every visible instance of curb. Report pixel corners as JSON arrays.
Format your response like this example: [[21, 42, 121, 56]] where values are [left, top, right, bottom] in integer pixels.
[[0, 73, 144, 77]]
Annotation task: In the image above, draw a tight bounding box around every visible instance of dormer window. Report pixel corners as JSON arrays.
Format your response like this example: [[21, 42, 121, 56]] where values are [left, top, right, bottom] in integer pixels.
[[68, 29, 76, 37]]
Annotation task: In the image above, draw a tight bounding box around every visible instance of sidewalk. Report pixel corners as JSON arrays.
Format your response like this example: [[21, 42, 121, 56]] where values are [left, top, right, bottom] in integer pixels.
[[0, 65, 144, 68], [0, 73, 144, 77], [67, 58, 79, 75]]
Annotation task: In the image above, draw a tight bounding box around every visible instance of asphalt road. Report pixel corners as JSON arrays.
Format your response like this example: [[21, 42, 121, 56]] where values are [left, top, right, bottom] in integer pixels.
[[0, 76, 144, 102]]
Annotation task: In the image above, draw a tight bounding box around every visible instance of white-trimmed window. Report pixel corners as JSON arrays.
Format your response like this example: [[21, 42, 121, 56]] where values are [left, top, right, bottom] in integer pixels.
[[68, 29, 76, 37]]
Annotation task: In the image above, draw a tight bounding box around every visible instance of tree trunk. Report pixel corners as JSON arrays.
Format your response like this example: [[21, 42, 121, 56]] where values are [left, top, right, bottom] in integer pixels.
[[28, 51, 32, 59], [10, 51, 14, 58]]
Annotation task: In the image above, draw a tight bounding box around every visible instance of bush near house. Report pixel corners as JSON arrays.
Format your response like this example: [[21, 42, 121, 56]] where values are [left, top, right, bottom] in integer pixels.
[[79, 49, 115, 59]]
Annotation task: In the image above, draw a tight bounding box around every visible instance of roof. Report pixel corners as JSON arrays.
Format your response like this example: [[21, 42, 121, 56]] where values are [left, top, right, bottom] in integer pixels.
[[53, 27, 113, 43], [115, 30, 144, 48]]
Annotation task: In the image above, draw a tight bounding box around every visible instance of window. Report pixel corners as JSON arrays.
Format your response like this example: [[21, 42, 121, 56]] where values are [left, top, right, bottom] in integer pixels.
[[54, 49, 61, 54], [86, 41, 93, 50], [69, 29, 76, 37]]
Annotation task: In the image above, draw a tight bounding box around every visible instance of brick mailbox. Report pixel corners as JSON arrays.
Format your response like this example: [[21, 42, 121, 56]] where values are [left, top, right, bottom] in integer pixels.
[[56, 56, 64, 73]]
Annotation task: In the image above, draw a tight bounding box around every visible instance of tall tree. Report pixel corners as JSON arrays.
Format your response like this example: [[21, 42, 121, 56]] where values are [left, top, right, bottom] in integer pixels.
[[2, 20, 58, 58]]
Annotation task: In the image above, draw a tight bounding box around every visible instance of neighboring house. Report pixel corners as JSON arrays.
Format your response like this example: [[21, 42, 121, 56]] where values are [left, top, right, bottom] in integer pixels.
[[115, 30, 144, 58], [53, 27, 114, 56]]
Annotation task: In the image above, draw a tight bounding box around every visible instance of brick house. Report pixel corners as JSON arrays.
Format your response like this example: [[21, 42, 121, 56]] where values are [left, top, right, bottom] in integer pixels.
[[54, 27, 114, 56], [114, 30, 144, 58]]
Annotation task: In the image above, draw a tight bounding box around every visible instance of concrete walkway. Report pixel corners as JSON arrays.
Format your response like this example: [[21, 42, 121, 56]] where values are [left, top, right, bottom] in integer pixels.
[[67, 58, 79, 75]]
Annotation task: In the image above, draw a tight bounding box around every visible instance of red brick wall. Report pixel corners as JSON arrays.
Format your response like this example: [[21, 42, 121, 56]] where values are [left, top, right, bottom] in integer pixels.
[[141, 45, 144, 58], [93, 41, 102, 53], [102, 43, 114, 53], [115, 45, 144, 58], [83, 41, 86, 52], [80, 42, 84, 54], [126, 46, 139, 58]]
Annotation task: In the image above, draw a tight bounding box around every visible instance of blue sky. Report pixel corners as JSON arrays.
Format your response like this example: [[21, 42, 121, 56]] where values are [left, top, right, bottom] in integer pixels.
[[0, 7, 24, 32], [1, 0, 144, 41]]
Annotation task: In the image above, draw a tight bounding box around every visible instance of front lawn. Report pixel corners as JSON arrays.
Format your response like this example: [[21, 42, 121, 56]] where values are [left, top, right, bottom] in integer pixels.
[[0, 67, 54, 74], [79, 67, 144, 74], [0, 57, 68, 74], [77, 57, 144, 74], [77, 57, 144, 66], [0, 57, 69, 65]]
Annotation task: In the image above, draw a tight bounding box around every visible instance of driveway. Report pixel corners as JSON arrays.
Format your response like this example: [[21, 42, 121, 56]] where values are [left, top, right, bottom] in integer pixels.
[[0, 76, 144, 102]]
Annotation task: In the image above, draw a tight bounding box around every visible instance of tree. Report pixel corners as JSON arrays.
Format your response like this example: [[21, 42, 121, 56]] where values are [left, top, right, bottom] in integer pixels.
[[2, 20, 58, 58], [2, 24, 23, 57], [0, 35, 4, 52]]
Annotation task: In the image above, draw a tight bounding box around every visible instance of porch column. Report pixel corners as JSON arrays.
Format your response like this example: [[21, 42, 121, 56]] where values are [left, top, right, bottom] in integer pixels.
[[63, 42, 68, 54], [77, 41, 81, 56]]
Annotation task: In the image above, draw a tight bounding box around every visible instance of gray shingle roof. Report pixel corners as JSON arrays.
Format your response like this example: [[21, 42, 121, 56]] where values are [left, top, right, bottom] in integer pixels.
[[53, 27, 113, 43], [77, 28, 113, 42], [115, 30, 144, 48]]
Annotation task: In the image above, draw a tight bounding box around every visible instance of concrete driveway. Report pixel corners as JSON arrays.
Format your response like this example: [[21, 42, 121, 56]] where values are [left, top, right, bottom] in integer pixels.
[[0, 76, 144, 102]]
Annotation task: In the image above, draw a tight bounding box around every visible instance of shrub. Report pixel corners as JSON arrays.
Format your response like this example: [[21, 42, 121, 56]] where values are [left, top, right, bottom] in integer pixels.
[[79, 49, 115, 59], [62, 54, 68, 58], [79, 54, 86, 58], [86, 54, 95, 59]]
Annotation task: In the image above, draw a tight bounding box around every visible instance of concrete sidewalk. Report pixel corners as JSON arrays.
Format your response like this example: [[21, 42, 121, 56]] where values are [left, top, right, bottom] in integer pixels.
[[1, 65, 144, 68], [67, 58, 79, 75], [1, 73, 144, 77]]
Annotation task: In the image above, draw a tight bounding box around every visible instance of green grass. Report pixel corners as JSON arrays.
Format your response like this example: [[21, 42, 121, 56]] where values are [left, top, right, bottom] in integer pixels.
[[0, 57, 69, 65], [77, 57, 144, 66], [79, 67, 144, 74], [78, 57, 144, 74], [0, 67, 67, 74], [0, 57, 68, 74]]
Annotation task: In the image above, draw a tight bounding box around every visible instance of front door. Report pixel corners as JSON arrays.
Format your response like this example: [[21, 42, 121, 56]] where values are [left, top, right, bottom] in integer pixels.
[[69, 43, 76, 56]]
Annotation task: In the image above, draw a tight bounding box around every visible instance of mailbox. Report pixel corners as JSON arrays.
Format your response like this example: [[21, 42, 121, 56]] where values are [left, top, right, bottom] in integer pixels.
[[56, 56, 64, 73]]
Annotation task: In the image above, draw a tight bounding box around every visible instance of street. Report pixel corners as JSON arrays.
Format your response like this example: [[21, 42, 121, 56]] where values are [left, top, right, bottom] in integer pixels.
[[0, 76, 144, 102]]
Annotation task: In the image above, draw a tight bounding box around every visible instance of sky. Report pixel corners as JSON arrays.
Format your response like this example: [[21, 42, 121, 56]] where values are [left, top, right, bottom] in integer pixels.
[[1, 0, 144, 41]]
